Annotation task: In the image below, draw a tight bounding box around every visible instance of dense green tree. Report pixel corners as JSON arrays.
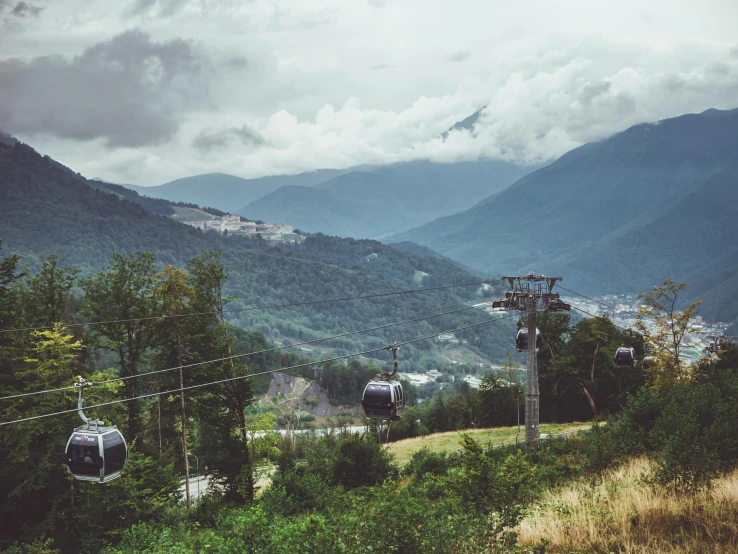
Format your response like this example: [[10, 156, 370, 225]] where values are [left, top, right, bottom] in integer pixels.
[[23, 255, 78, 327], [327, 433, 396, 489], [477, 374, 522, 428], [150, 265, 199, 505], [187, 252, 255, 502], [81, 252, 157, 445], [531, 312, 646, 422], [0, 325, 81, 547]]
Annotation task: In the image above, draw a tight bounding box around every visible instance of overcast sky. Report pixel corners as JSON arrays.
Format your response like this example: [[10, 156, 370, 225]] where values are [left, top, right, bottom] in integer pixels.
[[1, 0, 737, 185]]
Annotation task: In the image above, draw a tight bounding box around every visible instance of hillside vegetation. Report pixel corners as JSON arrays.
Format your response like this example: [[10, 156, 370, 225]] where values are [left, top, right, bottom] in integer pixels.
[[0, 139, 515, 370]]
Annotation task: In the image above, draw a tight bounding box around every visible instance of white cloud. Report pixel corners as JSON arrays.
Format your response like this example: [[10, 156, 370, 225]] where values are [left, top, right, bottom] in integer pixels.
[[3, 0, 738, 184]]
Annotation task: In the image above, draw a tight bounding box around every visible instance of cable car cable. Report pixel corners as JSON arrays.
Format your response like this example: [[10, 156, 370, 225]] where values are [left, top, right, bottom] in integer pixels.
[[569, 304, 633, 334], [0, 313, 517, 426], [88, 304, 492, 387], [553, 284, 618, 309], [0, 303, 494, 401], [0, 278, 500, 335]]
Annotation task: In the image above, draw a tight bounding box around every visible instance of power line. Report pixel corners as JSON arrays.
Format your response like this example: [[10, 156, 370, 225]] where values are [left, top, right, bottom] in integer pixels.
[[0, 303, 493, 401], [554, 284, 618, 310], [0, 279, 498, 335], [0, 313, 517, 427], [90, 304, 492, 387]]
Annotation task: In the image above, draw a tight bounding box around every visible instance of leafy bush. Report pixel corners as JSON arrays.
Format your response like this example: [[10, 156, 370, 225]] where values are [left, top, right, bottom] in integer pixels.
[[403, 447, 457, 478], [586, 370, 738, 492]]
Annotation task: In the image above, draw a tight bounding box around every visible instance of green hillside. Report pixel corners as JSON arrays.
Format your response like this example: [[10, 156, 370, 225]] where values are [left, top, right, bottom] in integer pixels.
[[0, 139, 516, 370]]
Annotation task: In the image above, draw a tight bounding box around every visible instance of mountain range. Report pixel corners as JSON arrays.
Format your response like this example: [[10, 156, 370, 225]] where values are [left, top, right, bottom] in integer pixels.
[[123, 168, 365, 213], [120, 158, 534, 240], [0, 137, 515, 369], [240, 160, 534, 238], [389, 107, 738, 326]]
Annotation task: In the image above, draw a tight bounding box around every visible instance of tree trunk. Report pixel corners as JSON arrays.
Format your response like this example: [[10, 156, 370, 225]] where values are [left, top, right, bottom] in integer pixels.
[[577, 379, 597, 417], [176, 320, 191, 508], [157, 386, 163, 466], [590, 343, 599, 382], [125, 327, 139, 448]]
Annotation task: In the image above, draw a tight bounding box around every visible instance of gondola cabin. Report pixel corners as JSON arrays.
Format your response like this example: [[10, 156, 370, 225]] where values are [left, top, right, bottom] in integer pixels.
[[361, 380, 405, 421], [65, 425, 127, 483], [614, 347, 636, 367], [516, 328, 542, 352]]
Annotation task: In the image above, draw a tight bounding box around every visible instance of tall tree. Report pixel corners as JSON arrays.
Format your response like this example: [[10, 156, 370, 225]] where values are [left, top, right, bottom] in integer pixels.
[[187, 252, 255, 502], [0, 324, 81, 547], [82, 252, 157, 446], [635, 279, 701, 387], [151, 265, 197, 507], [24, 255, 79, 327]]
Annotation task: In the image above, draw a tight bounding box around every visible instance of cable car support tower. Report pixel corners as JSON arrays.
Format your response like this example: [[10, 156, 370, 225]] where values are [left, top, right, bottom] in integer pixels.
[[492, 274, 570, 449]]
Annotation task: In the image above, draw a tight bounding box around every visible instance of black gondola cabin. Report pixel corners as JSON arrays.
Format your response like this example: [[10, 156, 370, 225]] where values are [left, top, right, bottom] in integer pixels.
[[65, 425, 127, 483], [614, 347, 636, 367], [362, 380, 405, 420], [516, 328, 542, 352]]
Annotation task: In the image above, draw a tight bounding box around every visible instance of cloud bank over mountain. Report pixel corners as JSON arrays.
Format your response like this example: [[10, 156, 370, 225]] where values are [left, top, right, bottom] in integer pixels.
[[1, 0, 737, 184]]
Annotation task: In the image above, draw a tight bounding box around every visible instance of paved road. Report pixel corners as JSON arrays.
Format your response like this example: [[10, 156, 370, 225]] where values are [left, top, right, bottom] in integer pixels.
[[179, 474, 210, 501], [178, 466, 275, 501]]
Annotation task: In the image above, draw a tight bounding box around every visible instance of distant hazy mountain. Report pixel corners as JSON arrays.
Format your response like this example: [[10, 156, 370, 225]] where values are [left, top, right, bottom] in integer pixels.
[[124, 169, 361, 212], [389, 108, 738, 322], [239, 184, 398, 237], [240, 160, 534, 239]]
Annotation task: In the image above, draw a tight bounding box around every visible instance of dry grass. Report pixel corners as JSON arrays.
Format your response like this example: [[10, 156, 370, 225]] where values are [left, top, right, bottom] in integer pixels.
[[518, 457, 738, 554], [386, 422, 591, 465]]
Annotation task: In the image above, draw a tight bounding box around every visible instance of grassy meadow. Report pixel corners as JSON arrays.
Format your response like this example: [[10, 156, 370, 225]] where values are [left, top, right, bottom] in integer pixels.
[[518, 457, 738, 554], [387, 421, 591, 465]]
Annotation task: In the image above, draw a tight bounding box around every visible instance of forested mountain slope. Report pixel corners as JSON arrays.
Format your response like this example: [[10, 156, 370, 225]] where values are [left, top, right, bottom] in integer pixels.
[[241, 160, 532, 239], [0, 139, 514, 368], [390, 108, 738, 324]]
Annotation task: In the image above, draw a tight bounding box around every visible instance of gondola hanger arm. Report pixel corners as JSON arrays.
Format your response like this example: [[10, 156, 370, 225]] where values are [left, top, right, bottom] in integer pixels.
[[383, 342, 400, 379]]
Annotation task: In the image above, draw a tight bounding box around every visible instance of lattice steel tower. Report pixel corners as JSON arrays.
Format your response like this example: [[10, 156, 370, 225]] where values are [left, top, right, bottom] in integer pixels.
[[492, 274, 570, 448]]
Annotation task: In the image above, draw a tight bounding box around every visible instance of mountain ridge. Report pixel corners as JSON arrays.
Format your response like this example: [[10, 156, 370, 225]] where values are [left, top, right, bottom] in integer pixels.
[[240, 159, 535, 239], [388, 107, 738, 326]]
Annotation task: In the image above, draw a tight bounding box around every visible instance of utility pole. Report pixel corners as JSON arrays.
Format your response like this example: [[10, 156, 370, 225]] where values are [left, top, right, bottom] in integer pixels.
[[493, 273, 570, 449]]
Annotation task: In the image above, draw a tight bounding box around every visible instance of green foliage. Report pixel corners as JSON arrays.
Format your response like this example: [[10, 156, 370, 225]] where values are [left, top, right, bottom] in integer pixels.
[[403, 447, 457, 479], [585, 370, 738, 493], [0, 537, 59, 554], [533, 312, 647, 421], [635, 279, 701, 386], [259, 469, 336, 517], [326, 433, 396, 490], [478, 373, 522, 427], [245, 412, 280, 463]]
